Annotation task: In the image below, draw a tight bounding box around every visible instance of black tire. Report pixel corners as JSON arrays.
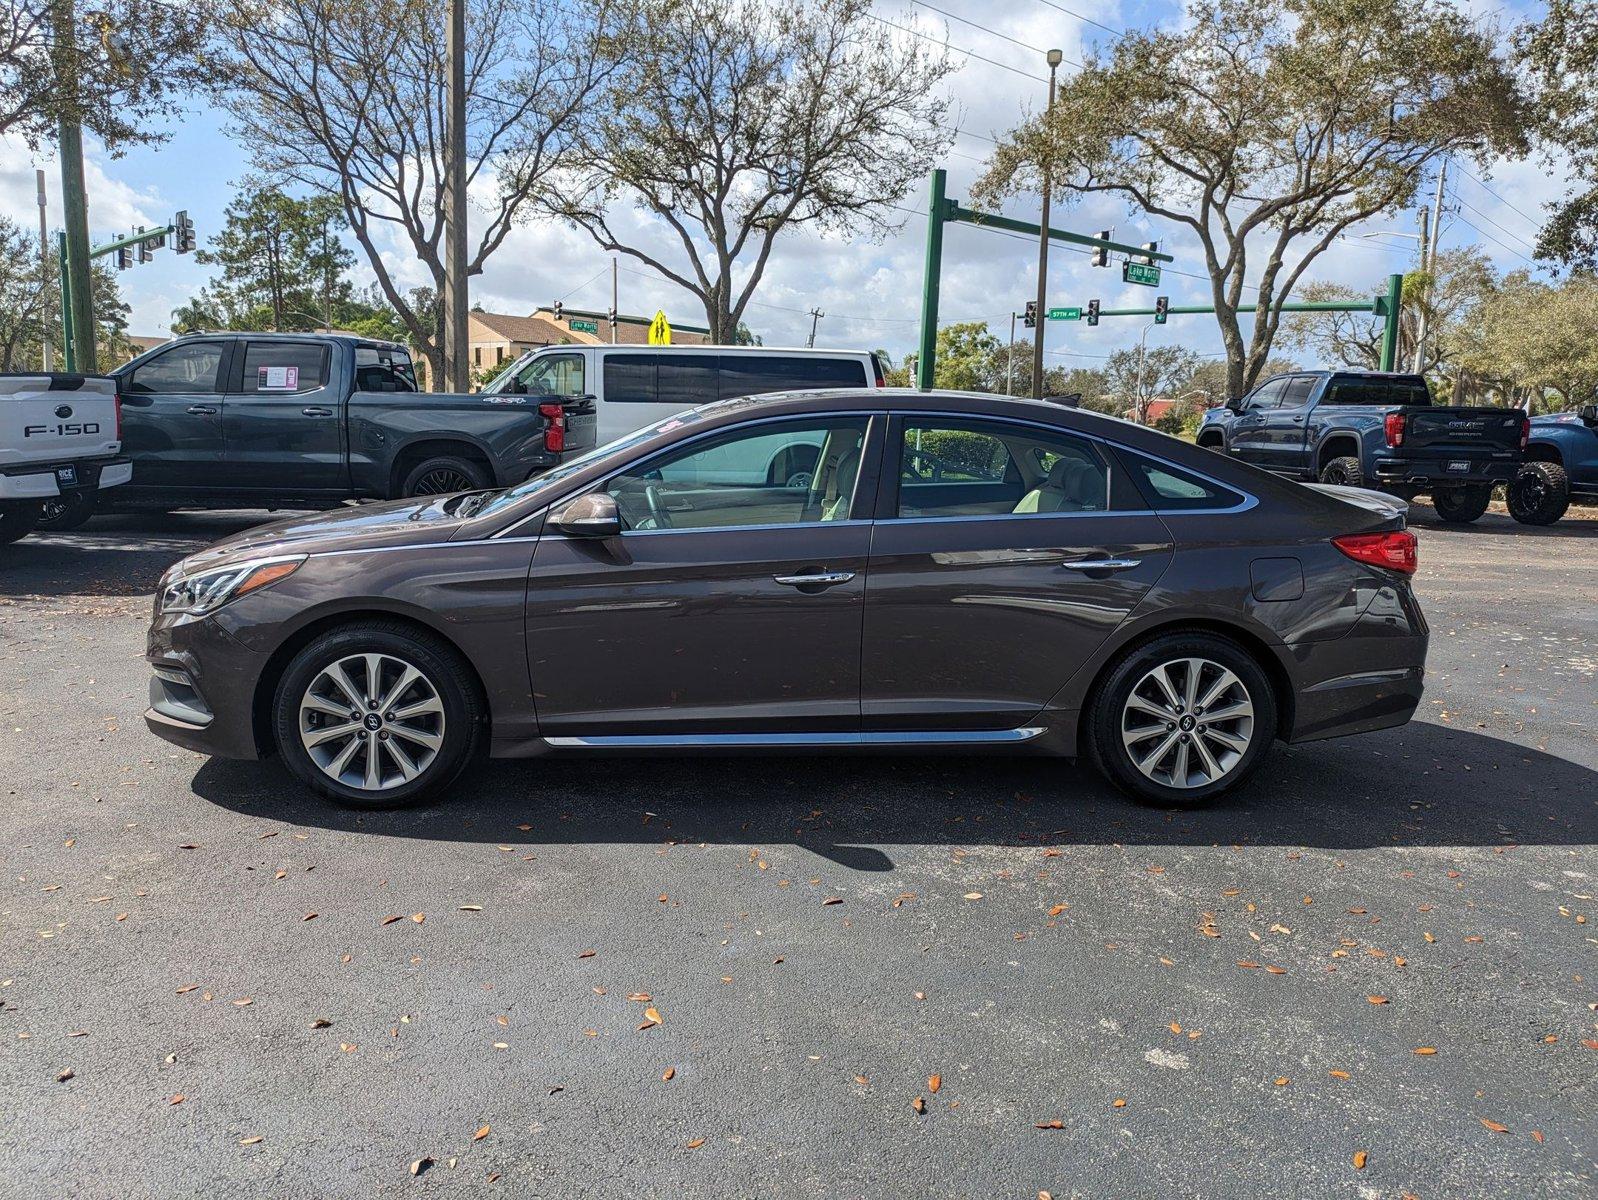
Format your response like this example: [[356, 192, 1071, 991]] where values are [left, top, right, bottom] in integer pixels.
[[36, 489, 97, 531], [273, 622, 485, 808], [1318, 455, 1364, 488], [1085, 631, 1278, 808], [1196, 435, 1225, 454], [0, 501, 42, 546], [400, 455, 490, 498], [1506, 461, 1570, 526], [766, 446, 819, 489], [1431, 483, 1492, 524]]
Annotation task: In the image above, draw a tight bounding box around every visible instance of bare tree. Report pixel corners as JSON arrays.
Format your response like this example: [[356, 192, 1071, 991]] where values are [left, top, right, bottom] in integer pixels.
[[547, 0, 956, 342], [975, 0, 1526, 397], [206, 0, 625, 387]]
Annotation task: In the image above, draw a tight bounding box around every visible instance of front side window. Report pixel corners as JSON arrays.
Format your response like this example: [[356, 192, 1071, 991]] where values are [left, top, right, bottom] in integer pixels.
[[895, 420, 1109, 518], [1246, 378, 1288, 409], [127, 342, 225, 394], [240, 342, 327, 393], [603, 418, 870, 531]]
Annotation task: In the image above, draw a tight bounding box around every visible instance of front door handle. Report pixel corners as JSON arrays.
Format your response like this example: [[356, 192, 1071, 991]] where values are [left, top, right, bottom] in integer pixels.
[[186, 404, 218, 415], [1059, 558, 1141, 573], [773, 571, 856, 588], [301, 406, 333, 417]]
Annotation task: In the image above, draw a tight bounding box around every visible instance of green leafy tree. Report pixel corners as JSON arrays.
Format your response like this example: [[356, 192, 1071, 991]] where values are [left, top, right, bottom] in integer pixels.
[[975, 0, 1527, 399], [1456, 272, 1598, 411], [1519, 2, 1598, 268], [0, 215, 127, 369], [1101, 345, 1202, 423]]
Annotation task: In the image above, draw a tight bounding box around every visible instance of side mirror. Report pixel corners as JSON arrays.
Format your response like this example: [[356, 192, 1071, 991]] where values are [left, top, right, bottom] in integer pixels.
[[1224, 395, 1245, 413], [1579, 403, 1597, 426], [554, 492, 621, 538]]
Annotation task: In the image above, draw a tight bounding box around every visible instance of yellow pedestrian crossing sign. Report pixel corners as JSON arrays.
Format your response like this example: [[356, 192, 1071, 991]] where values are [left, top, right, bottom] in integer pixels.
[[647, 310, 672, 346]]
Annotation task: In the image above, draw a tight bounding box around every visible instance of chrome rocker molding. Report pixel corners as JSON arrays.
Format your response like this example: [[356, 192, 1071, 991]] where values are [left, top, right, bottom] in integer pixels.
[[543, 727, 1048, 749]]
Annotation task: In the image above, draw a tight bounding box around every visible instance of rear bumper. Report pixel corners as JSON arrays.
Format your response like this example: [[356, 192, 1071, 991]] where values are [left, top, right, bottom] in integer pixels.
[[0, 456, 131, 500], [1372, 455, 1519, 487]]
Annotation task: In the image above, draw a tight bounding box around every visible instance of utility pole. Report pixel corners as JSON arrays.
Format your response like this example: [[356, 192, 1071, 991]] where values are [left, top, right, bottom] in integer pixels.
[[1411, 159, 1447, 375], [610, 257, 618, 344], [1134, 320, 1156, 423], [52, 0, 95, 373], [36, 170, 51, 371], [1031, 49, 1063, 400], [1007, 311, 1016, 395], [440, 0, 469, 392], [806, 307, 824, 348]]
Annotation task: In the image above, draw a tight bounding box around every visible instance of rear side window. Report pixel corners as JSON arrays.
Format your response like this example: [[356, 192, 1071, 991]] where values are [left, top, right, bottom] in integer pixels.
[[1281, 377, 1316, 407], [1322, 375, 1430, 407], [657, 354, 719, 410], [240, 342, 328, 393], [126, 342, 225, 394], [603, 355, 660, 403], [719, 356, 866, 400], [1121, 450, 1244, 511]]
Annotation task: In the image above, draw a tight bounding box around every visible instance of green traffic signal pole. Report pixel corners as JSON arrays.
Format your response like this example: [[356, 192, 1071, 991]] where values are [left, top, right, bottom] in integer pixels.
[[55, 223, 177, 372], [916, 168, 1175, 390]]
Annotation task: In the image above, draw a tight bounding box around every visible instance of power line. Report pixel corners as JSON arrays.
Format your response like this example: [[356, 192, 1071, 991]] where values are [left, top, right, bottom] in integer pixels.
[[906, 0, 1083, 69], [1452, 164, 1545, 232], [866, 12, 1049, 82], [1451, 193, 1539, 256], [1032, 0, 1125, 40]]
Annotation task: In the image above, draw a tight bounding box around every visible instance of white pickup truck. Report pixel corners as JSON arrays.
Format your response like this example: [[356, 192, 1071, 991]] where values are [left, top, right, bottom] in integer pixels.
[[1, 374, 132, 546]]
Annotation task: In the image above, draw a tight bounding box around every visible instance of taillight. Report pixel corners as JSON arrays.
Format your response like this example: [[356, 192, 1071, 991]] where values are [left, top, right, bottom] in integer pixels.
[[1333, 530, 1417, 575], [1383, 412, 1405, 448], [114, 393, 123, 441], [539, 402, 565, 454], [1518, 414, 1530, 449]]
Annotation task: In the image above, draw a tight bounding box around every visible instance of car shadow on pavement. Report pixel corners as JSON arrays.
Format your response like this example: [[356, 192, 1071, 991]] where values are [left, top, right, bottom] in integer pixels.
[[192, 719, 1597, 870], [1406, 505, 1598, 538]]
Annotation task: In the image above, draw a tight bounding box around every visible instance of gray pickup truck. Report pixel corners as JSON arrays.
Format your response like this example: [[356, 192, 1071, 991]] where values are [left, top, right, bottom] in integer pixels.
[[1196, 370, 1527, 523], [78, 332, 596, 525]]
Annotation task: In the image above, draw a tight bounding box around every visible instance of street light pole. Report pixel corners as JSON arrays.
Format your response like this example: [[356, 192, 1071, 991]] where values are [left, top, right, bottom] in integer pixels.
[[36, 169, 51, 371], [1031, 49, 1063, 400], [1007, 311, 1016, 395], [1134, 319, 1156, 422], [441, 0, 469, 392], [51, 0, 95, 373]]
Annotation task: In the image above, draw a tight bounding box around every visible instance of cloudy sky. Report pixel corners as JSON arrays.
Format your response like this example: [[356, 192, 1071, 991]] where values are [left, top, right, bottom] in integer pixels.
[[0, 0, 1565, 369]]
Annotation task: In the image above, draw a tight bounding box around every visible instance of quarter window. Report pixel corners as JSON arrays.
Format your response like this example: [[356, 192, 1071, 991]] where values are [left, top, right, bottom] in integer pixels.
[[603, 418, 870, 531], [354, 346, 417, 392], [1121, 450, 1243, 511], [126, 341, 225, 394], [895, 420, 1110, 518]]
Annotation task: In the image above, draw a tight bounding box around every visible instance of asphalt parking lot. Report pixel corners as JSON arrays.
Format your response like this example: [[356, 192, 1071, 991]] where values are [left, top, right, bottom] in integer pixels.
[[2, 503, 1594, 1199]]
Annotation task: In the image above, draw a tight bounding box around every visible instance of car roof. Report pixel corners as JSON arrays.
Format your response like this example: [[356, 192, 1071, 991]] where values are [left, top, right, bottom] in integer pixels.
[[575, 345, 873, 357]]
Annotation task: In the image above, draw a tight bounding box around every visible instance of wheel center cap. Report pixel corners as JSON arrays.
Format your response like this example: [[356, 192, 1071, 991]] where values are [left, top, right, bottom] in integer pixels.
[[1179, 715, 1196, 732], [363, 713, 383, 731]]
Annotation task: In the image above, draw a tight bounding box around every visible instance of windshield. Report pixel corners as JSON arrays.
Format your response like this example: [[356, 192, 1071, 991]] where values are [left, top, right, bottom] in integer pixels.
[[480, 349, 586, 396], [473, 408, 710, 519]]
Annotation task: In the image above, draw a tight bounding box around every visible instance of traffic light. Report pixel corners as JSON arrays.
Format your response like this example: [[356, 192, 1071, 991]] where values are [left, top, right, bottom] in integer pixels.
[[174, 210, 196, 254], [1155, 295, 1169, 324], [1023, 300, 1037, 329], [1086, 299, 1100, 327], [1091, 230, 1111, 268], [136, 227, 152, 264], [553, 300, 563, 321], [115, 245, 132, 270], [1140, 241, 1159, 264]]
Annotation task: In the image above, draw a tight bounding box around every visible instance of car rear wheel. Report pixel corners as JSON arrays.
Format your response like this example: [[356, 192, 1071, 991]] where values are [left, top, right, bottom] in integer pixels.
[[1318, 456, 1364, 488], [1431, 483, 1492, 524], [36, 489, 96, 531], [401, 455, 490, 498], [0, 501, 42, 546], [1086, 632, 1277, 807], [273, 623, 484, 808], [1506, 461, 1569, 526]]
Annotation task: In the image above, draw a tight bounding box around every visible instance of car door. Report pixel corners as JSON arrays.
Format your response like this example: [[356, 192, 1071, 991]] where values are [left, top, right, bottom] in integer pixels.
[[117, 338, 233, 489], [524, 413, 883, 738], [1256, 375, 1318, 473], [222, 339, 345, 492], [1227, 378, 1287, 465], [860, 415, 1173, 732]]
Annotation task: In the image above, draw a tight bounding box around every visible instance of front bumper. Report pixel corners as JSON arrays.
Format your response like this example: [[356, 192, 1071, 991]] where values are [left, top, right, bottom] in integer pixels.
[[1372, 455, 1519, 488], [0, 456, 131, 500], [143, 609, 267, 760]]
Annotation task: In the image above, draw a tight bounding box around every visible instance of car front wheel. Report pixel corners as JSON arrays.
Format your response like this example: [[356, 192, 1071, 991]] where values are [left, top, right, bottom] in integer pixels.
[[273, 623, 484, 808], [1086, 633, 1277, 807]]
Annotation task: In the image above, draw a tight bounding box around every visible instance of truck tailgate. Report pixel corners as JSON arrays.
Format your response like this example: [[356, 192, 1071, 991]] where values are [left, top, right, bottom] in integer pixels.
[[1399, 406, 1526, 456], [0, 374, 122, 470]]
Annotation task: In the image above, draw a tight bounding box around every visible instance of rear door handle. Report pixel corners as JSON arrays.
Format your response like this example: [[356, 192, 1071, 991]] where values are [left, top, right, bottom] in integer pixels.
[[773, 571, 856, 588], [1059, 558, 1141, 573], [301, 406, 333, 417], [186, 404, 217, 415]]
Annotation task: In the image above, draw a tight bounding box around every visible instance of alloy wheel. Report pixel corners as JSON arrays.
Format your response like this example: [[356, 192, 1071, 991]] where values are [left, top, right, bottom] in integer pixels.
[[411, 467, 476, 495], [1120, 657, 1254, 790], [298, 653, 446, 792]]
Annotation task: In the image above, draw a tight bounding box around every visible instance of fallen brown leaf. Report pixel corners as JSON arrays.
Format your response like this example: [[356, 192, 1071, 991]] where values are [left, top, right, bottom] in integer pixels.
[[928, 1074, 941, 1093], [239, 1137, 263, 1145], [410, 1157, 433, 1176], [1353, 1150, 1368, 1170], [1034, 1119, 1064, 1129], [1413, 1046, 1436, 1055], [912, 1096, 926, 1114], [662, 1067, 675, 1081], [1112, 1098, 1126, 1108], [1481, 1118, 1510, 1133], [1367, 996, 1389, 1005], [685, 1138, 705, 1149], [473, 1124, 490, 1141]]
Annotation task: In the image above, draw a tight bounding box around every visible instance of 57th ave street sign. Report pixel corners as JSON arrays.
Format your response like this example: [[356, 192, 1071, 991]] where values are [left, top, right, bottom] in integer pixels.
[[1123, 262, 1161, 287], [1046, 306, 1081, 321]]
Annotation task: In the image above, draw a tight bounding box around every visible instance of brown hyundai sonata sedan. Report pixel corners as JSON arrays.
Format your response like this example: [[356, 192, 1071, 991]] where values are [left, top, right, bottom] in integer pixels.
[[144, 389, 1427, 808]]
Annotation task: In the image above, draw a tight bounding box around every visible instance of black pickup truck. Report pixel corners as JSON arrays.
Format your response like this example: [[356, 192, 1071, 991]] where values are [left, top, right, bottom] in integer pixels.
[[1196, 370, 1527, 523], [87, 332, 596, 522]]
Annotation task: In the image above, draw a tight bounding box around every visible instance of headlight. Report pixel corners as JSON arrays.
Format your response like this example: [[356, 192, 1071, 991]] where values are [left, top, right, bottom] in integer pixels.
[[158, 555, 305, 616]]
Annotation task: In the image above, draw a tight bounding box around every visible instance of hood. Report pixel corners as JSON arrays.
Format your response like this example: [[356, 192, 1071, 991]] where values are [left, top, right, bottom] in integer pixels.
[[177, 496, 471, 574], [1301, 482, 1409, 524]]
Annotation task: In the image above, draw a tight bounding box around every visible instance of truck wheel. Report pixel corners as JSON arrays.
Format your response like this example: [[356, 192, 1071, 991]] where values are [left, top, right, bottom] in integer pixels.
[[1196, 435, 1225, 454], [1318, 456, 1364, 488], [401, 456, 490, 498], [1431, 483, 1492, 524], [0, 501, 43, 546], [1506, 462, 1569, 526], [36, 490, 97, 532]]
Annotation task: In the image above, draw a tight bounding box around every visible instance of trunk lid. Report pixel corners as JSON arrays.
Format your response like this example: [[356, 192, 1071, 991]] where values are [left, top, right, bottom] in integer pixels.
[[0, 374, 122, 470], [1398, 405, 1526, 455]]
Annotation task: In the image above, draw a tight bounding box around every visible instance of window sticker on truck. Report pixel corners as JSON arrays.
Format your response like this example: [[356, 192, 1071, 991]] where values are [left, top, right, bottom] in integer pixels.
[[258, 365, 300, 390]]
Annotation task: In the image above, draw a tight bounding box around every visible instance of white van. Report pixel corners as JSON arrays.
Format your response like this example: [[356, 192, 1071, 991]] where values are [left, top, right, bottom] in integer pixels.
[[480, 345, 885, 486]]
